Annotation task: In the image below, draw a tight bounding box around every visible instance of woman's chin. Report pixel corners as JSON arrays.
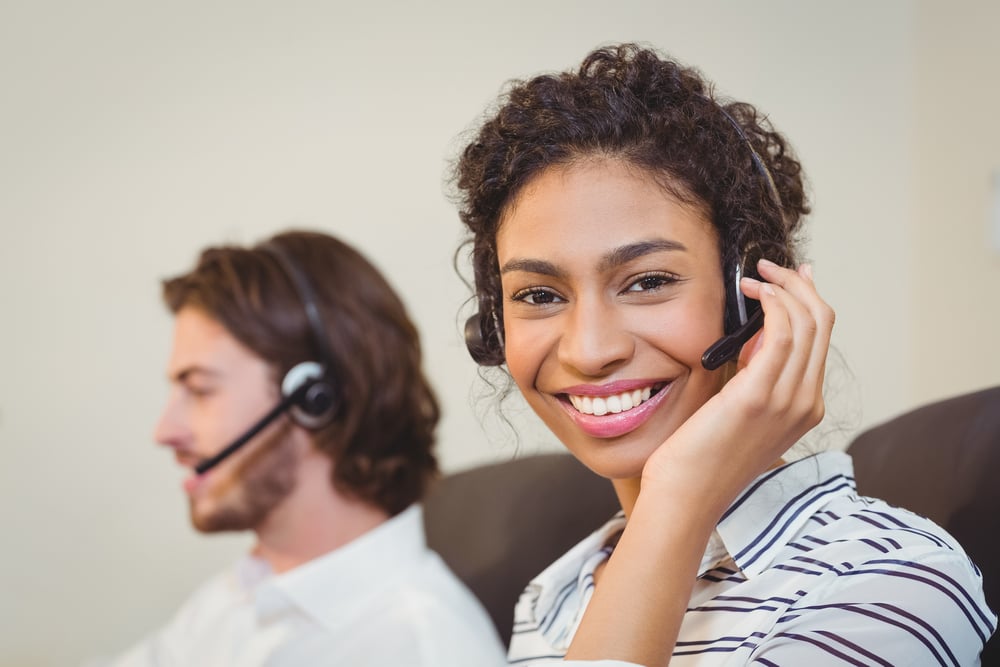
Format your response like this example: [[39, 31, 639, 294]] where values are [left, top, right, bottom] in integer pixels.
[[564, 442, 650, 483]]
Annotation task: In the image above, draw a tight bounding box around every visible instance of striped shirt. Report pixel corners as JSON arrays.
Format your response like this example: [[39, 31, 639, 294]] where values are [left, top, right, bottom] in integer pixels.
[[507, 451, 997, 666]]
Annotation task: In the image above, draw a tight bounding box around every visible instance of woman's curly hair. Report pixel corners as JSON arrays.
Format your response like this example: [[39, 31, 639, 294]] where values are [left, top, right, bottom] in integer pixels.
[[453, 43, 810, 365]]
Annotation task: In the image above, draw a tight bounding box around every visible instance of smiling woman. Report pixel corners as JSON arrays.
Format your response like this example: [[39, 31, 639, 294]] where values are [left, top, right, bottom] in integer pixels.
[[451, 43, 996, 665]]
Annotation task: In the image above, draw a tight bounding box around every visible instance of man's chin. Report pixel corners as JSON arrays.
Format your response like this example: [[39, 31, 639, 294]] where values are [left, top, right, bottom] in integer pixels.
[[189, 501, 258, 533], [186, 431, 298, 534]]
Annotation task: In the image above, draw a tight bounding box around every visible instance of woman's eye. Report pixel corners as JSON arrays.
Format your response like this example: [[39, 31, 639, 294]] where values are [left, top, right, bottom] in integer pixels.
[[512, 288, 563, 305], [625, 273, 677, 293]]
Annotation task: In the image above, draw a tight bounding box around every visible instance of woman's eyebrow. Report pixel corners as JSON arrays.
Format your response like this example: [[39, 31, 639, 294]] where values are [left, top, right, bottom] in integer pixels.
[[598, 239, 686, 272], [500, 258, 566, 278], [500, 240, 686, 277]]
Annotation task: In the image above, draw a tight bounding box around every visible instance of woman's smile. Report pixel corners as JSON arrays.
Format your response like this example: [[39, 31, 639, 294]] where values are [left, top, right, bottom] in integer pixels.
[[555, 380, 673, 439]]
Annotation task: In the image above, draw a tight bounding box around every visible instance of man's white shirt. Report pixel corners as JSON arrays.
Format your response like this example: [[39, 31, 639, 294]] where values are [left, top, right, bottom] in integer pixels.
[[99, 505, 505, 666]]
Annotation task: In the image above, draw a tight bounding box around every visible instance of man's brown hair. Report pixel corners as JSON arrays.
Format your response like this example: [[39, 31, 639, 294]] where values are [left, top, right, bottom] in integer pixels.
[[162, 230, 439, 515]]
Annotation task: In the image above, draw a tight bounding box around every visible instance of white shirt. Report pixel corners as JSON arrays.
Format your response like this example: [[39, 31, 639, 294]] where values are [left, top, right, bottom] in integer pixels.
[[508, 452, 997, 666], [100, 505, 506, 667]]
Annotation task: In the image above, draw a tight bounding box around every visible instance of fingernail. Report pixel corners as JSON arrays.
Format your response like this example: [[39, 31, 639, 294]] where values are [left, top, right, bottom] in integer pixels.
[[762, 284, 776, 296], [803, 263, 814, 281], [758, 258, 778, 268], [740, 276, 761, 285]]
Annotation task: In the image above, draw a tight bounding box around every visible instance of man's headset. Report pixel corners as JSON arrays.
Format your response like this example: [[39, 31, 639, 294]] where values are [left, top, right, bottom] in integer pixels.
[[463, 104, 782, 371], [194, 243, 337, 475]]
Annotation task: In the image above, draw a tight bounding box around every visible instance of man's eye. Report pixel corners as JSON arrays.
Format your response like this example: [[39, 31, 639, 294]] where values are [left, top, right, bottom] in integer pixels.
[[512, 289, 562, 305]]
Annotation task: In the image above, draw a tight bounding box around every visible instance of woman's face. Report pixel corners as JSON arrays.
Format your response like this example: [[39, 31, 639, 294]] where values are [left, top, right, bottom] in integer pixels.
[[496, 158, 728, 481]]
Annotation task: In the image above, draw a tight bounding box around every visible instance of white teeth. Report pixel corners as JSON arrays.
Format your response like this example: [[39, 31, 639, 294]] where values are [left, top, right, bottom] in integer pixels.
[[568, 386, 658, 416]]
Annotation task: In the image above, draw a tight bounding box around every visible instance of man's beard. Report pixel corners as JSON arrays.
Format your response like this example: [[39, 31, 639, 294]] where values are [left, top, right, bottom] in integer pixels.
[[190, 419, 299, 533]]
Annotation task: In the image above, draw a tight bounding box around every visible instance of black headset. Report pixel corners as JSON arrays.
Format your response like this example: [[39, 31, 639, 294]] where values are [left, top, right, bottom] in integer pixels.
[[194, 242, 337, 475], [464, 293, 505, 367], [463, 103, 782, 371]]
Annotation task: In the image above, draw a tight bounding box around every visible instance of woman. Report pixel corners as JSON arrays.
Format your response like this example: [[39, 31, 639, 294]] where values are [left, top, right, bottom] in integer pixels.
[[452, 44, 995, 665]]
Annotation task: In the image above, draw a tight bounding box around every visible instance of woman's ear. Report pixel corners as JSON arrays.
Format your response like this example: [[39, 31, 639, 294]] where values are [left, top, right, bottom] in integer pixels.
[[736, 329, 766, 370]]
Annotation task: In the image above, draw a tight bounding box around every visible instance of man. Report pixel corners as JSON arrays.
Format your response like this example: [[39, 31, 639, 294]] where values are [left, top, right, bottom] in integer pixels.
[[105, 230, 504, 665]]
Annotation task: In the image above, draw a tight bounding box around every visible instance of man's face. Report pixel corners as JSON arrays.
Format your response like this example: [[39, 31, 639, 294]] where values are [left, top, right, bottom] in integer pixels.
[[154, 306, 300, 532]]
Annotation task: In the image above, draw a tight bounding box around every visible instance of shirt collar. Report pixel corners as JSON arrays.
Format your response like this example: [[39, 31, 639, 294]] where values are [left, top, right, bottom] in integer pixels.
[[715, 450, 856, 577], [528, 511, 626, 620], [525, 451, 856, 619], [253, 504, 429, 627]]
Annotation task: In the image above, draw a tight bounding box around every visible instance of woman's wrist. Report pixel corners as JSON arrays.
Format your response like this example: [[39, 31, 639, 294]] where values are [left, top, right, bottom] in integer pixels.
[[565, 481, 719, 663]]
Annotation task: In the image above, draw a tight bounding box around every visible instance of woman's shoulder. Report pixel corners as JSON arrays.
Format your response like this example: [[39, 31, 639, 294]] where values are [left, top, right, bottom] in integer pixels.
[[794, 486, 970, 561], [773, 489, 995, 635], [739, 487, 997, 663]]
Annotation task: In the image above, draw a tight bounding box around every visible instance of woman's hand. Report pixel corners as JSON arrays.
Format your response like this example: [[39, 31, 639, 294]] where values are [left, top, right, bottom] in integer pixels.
[[642, 260, 836, 516], [565, 262, 834, 665]]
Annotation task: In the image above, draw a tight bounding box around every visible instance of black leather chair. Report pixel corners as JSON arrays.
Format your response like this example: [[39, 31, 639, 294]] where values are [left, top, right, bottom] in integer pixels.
[[423, 452, 618, 645]]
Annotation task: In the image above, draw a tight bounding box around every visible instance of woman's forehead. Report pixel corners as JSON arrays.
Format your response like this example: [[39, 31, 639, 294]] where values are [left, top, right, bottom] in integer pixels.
[[496, 159, 718, 265]]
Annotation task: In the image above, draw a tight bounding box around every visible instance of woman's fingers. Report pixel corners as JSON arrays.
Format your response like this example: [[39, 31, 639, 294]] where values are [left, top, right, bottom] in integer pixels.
[[730, 260, 833, 430], [764, 261, 836, 409], [644, 260, 835, 495]]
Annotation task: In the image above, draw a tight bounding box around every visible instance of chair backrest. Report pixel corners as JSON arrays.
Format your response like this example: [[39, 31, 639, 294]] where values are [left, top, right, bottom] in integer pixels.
[[847, 385, 1000, 665], [423, 453, 620, 646]]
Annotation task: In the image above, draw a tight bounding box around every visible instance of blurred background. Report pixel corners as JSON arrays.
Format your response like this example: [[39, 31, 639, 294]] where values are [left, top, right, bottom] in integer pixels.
[[1, 0, 997, 664]]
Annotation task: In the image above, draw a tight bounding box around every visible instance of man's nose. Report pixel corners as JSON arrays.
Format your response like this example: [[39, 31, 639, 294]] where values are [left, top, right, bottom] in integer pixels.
[[153, 392, 189, 449]]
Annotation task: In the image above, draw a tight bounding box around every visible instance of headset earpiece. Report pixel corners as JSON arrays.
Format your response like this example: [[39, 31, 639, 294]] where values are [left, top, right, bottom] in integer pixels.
[[464, 313, 490, 365], [281, 360, 336, 429], [724, 247, 764, 335], [265, 240, 340, 429], [704, 248, 767, 370], [464, 303, 505, 367]]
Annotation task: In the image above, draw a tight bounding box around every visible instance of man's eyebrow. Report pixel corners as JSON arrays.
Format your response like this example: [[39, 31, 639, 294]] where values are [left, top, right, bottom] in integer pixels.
[[598, 239, 687, 272], [171, 366, 219, 383]]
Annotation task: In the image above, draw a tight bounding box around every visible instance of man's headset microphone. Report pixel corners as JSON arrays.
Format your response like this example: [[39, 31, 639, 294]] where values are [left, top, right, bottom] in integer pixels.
[[193, 243, 337, 476]]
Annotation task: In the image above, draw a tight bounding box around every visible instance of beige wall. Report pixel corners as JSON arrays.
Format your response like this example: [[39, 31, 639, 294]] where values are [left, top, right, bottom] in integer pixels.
[[913, 0, 1000, 405], [2, 1, 991, 665]]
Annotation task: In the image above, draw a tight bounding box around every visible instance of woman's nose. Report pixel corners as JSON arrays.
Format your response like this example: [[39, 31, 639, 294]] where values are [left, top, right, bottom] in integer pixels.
[[557, 298, 634, 377]]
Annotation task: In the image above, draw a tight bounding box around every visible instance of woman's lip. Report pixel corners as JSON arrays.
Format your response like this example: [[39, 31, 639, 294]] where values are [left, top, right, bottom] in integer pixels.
[[556, 382, 672, 438], [559, 378, 664, 397]]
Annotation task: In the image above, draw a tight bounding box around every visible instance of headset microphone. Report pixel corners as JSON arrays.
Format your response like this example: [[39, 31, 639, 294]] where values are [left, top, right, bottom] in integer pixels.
[[194, 382, 310, 475], [701, 308, 764, 370], [701, 249, 765, 370], [193, 362, 329, 475], [193, 240, 339, 475], [698, 104, 781, 370]]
